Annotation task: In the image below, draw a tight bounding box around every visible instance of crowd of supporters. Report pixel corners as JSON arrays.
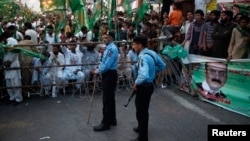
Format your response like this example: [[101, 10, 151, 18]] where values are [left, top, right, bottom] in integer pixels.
[[0, 1, 250, 105]]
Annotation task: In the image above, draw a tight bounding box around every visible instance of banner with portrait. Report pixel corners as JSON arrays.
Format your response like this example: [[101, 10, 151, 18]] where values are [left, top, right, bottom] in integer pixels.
[[186, 55, 250, 117]]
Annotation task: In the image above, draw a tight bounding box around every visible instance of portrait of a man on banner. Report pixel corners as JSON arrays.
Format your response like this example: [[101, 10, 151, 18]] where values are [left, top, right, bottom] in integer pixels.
[[195, 62, 231, 104]]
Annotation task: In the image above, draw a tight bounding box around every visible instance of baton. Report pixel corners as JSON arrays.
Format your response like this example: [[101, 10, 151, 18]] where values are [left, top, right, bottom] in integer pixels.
[[87, 75, 97, 124], [124, 89, 136, 108]]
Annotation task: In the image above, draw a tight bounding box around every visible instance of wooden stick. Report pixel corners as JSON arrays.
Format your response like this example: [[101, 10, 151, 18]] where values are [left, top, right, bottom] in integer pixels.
[[87, 75, 97, 124]]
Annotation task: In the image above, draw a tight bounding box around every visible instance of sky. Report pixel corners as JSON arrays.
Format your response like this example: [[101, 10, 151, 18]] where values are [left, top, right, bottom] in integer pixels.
[[20, 0, 41, 12]]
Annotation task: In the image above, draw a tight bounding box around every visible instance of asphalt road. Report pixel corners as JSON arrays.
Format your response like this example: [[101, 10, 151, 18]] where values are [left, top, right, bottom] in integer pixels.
[[0, 87, 249, 141]]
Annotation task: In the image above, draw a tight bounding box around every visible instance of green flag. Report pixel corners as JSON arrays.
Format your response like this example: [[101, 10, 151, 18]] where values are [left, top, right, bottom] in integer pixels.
[[122, 0, 132, 17], [0, 0, 19, 20], [137, 3, 150, 21], [0, 44, 5, 59], [89, 1, 102, 30], [0, 0, 14, 4], [11, 2, 20, 16], [74, 5, 90, 34], [24, 4, 32, 22], [68, 0, 84, 12], [110, 0, 116, 18], [0, 44, 48, 60], [100, 0, 107, 17], [13, 47, 48, 60], [55, 10, 66, 36], [0, 26, 3, 35], [108, 0, 116, 30], [54, 0, 66, 10], [82, 5, 90, 30], [134, 1, 150, 35]]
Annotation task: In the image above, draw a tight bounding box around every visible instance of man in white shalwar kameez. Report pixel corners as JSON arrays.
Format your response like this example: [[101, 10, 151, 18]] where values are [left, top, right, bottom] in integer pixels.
[[31, 52, 52, 96], [118, 42, 132, 80], [48, 45, 65, 97], [62, 41, 85, 90], [3, 32, 22, 105]]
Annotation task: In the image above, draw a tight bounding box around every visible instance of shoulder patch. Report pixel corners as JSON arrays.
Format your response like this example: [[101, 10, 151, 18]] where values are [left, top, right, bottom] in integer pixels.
[[107, 50, 113, 57], [140, 59, 143, 67]]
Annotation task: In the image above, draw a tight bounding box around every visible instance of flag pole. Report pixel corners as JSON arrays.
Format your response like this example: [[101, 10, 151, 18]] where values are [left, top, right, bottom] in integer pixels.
[[101, 0, 103, 18]]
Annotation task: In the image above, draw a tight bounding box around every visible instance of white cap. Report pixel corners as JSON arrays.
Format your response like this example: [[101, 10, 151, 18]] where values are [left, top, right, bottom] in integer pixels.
[[6, 23, 15, 28], [121, 40, 126, 45], [97, 44, 106, 50], [7, 37, 18, 46]]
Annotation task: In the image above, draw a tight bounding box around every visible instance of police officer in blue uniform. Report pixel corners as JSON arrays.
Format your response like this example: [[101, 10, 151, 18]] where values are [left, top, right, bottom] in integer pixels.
[[131, 36, 166, 141], [92, 31, 119, 131]]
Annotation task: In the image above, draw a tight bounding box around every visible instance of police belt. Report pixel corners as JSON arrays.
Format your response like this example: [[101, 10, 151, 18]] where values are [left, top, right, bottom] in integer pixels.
[[102, 69, 117, 75], [137, 82, 153, 88]]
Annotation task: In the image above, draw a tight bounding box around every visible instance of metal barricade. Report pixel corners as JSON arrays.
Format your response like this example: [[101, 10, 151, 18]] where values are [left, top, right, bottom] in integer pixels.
[[0, 39, 191, 100]]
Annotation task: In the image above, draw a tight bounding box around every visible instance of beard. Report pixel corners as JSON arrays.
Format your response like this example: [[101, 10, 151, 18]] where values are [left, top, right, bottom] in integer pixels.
[[87, 46, 95, 51], [210, 18, 218, 23], [53, 51, 58, 55], [220, 19, 228, 25]]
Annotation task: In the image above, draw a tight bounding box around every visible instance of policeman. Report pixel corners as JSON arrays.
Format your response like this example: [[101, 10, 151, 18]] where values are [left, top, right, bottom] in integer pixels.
[[92, 31, 119, 131], [131, 36, 166, 141]]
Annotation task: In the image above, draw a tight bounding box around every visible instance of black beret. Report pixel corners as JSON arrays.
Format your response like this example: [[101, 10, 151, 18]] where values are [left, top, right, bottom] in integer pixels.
[[133, 36, 148, 47], [107, 31, 115, 39]]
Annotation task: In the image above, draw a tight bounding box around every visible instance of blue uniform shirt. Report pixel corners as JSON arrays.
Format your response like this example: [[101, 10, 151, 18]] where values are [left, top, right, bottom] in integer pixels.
[[135, 48, 166, 85], [98, 42, 119, 74]]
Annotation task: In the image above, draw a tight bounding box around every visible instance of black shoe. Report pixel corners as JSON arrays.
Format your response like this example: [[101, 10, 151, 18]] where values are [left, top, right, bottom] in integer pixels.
[[130, 138, 139, 141], [13, 101, 21, 106], [93, 123, 110, 131], [6, 100, 15, 105], [111, 120, 117, 126], [130, 137, 148, 141], [41, 94, 49, 99], [133, 127, 139, 133]]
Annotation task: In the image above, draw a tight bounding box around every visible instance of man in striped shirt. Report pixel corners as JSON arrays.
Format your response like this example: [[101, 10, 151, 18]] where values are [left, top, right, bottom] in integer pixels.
[[199, 10, 221, 57]]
